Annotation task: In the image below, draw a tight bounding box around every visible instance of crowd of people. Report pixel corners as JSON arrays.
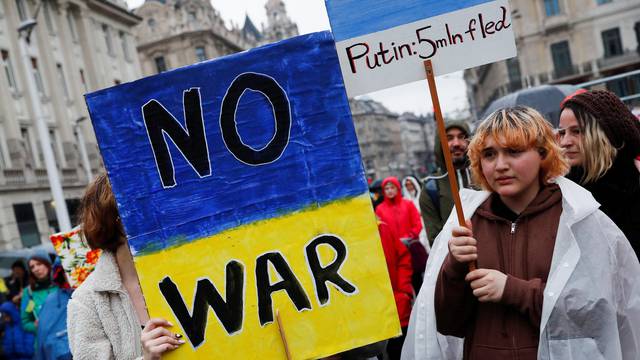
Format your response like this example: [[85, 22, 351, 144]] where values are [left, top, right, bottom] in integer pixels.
[[0, 253, 72, 359], [0, 89, 638, 359]]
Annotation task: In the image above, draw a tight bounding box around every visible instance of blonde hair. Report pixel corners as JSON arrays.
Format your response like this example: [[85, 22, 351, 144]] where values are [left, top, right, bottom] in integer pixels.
[[564, 104, 617, 183], [468, 106, 569, 191]]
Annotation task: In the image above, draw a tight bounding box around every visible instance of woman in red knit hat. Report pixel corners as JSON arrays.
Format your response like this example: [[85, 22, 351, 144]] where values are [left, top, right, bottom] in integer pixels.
[[559, 90, 640, 250]]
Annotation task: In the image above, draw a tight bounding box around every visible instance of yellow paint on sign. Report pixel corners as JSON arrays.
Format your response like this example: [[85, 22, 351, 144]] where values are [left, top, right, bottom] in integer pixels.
[[135, 194, 401, 359]]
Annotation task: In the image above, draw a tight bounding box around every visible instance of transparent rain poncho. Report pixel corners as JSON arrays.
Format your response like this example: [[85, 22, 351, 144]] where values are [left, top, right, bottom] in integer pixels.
[[402, 177, 640, 360]]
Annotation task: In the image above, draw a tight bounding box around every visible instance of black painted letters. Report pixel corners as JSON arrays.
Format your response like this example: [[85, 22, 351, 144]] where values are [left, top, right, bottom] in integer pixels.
[[157, 234, 359, 343], [255, 252, 312, 326], [159, 260, 244, 347], [143, 88, 211, 188], [220, 73, 291, 166], [144, 73, 291, 188], [306, 235, 357, 305]]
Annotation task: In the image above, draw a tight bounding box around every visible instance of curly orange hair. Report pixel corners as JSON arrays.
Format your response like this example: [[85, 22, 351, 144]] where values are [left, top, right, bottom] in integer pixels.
[[468, 106, 569, 191]]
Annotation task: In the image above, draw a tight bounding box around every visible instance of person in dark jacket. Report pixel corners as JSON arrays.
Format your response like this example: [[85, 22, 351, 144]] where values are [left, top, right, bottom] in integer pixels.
[[419, 120, 475, 246], [559, 90, 640, 251], [4, 260, 28, 306], [369, 179, 384, 210], [1, 301, 34, 360]]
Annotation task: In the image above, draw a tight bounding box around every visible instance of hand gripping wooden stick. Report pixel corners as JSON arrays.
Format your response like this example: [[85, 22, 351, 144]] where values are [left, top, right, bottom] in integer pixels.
[[423, 60, 477, 272]]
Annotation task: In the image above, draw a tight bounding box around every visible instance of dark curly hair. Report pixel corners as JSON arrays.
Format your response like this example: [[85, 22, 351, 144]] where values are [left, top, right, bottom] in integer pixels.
[[78, 174, 124, 252]]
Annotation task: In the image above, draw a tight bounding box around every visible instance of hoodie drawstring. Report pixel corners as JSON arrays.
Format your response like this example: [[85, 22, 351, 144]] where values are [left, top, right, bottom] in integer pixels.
[[464, 168, 472, 187], [493, 219, 509, 338]]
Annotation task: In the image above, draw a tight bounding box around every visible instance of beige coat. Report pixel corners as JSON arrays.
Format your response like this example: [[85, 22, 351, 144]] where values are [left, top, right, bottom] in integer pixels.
[[67, 251, 143, 360]]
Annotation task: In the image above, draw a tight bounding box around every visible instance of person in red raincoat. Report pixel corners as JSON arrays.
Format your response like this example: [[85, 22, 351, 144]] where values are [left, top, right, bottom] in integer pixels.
[[378, 218, 413, 360], [376, 177, 427, 292], [375, 177, 423, 240]]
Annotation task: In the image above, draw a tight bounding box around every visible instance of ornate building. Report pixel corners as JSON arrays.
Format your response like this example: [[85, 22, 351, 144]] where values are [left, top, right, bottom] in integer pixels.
[[261, 0, 298, 44], [349, 99, 434, 181], [465, 0, 640, 119], [133, 0, 298, 75], [0, 0, 142, 250]]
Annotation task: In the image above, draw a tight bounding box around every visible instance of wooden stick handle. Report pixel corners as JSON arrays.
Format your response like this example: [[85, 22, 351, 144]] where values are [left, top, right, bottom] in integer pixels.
[[276, 309, 293, 360], [423, 60, 476, 272]]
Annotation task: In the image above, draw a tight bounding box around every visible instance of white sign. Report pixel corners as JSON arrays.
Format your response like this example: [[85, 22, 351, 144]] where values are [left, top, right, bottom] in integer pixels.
[[332, 0, 516, 97]]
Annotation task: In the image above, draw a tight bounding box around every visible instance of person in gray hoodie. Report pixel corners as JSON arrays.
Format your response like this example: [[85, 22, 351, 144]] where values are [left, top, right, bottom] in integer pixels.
[[419, 120, 474, 246]]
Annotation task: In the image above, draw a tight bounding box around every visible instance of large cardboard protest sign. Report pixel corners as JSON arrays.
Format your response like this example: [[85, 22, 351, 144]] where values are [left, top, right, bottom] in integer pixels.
[[85, 31, 399, 359], [325, 0, 517, 96]]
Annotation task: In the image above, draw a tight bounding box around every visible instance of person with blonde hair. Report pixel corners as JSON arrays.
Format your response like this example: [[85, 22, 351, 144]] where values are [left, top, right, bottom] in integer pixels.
[[559, 90, 640, 249], [67, 174, 185, 360], [402, 106, 640, 360]]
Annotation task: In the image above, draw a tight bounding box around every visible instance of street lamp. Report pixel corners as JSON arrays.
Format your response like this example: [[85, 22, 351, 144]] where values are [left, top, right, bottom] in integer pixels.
[[73, 116, 93, 183], [17, 3, 72, 232]]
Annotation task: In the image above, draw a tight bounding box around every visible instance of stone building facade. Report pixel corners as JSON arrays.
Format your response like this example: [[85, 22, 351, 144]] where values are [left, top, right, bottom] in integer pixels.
[[350, 99, 434, 181], [465, 0, 640, 119], [0, 0, 142, 250], [133, 0, 298, 76], [133, 0, 255, 75], [350, 100, 437, 181], [398, 112, 436, 179], [0, 0, 300, 251], [350, 99, 405, 180], [261, 0, 298, 44]]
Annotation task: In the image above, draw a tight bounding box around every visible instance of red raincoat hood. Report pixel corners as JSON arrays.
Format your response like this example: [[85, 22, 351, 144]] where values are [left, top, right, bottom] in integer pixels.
[[382, 177, 402, 205]]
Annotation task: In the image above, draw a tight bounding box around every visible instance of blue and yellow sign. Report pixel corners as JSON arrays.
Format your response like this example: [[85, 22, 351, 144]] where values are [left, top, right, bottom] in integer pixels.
[[86, 31, 399, 359]]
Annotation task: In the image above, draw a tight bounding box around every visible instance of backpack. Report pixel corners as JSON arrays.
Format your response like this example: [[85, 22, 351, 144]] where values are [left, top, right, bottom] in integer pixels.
[[424, 177, 440, 211], [35, 289, 72, 360], [400, 237, 428, 295]]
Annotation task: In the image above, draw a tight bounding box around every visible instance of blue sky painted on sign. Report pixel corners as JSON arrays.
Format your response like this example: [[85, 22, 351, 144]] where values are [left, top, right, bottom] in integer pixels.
[[325, 0, 494, 41], [86, 31, 367, 255]]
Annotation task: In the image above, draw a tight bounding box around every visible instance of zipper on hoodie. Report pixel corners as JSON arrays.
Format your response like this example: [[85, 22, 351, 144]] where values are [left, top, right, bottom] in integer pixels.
[[508, 221, 519, 356]]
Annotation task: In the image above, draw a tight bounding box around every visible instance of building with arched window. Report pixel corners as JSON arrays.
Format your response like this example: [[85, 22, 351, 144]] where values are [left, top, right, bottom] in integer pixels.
[[133, 0, 298, 76]]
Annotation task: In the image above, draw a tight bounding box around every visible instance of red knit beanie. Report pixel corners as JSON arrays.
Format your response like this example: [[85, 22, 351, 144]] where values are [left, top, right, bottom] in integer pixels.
[[562, 90, 640, 159]]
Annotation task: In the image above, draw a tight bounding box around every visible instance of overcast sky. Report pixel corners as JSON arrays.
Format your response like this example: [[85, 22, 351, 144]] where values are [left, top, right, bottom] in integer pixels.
[[125, 0, 469, 117]]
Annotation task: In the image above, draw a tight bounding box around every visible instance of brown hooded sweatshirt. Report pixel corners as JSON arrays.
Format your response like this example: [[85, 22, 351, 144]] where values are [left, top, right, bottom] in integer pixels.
[[435, 184, 562, 360]]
